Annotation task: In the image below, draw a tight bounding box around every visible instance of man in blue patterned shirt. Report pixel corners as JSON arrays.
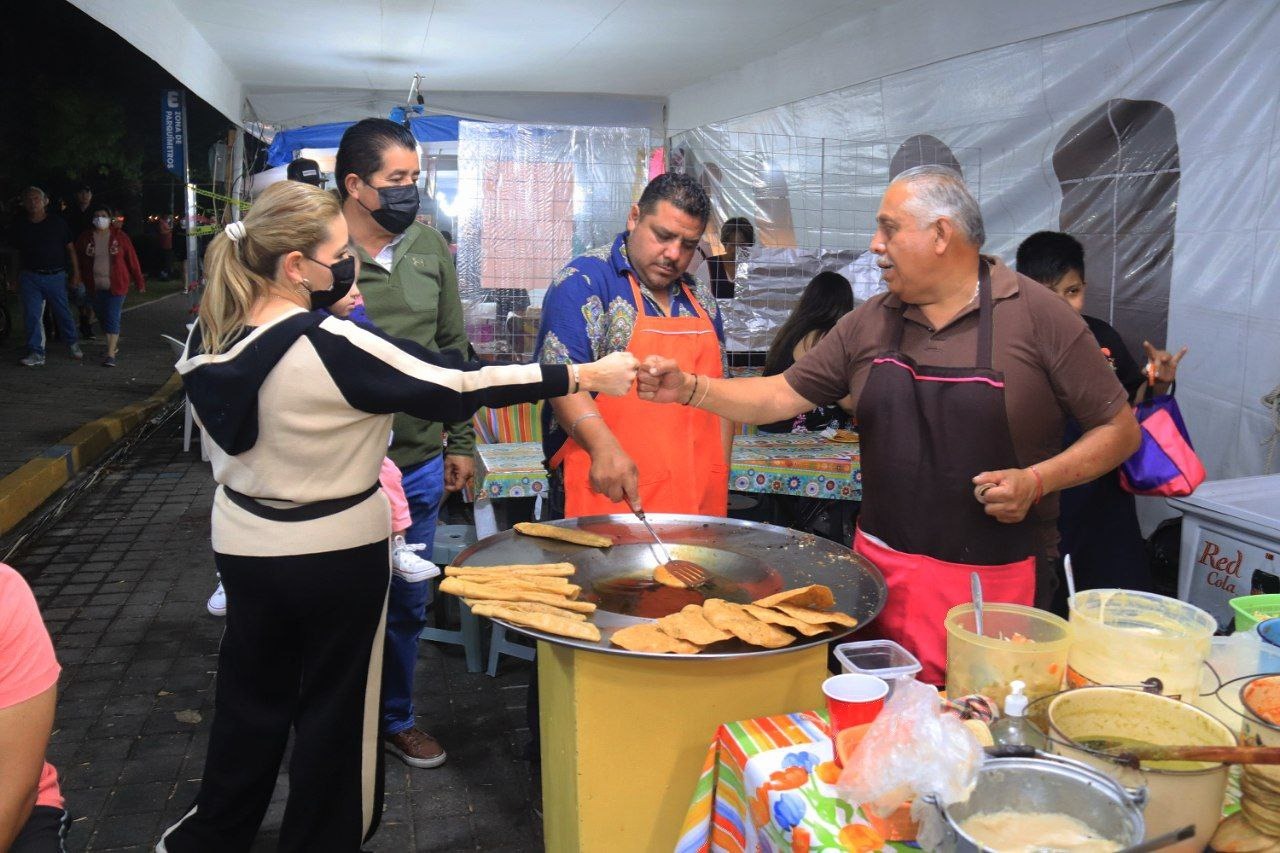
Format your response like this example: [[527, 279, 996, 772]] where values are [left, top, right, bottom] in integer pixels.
[[535, 172, 732, 518]]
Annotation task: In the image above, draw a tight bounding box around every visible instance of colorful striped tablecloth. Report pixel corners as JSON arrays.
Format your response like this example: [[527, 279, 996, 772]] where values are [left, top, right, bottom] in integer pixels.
[[677, 711, 911, 853], [474, 433, 862, 502]]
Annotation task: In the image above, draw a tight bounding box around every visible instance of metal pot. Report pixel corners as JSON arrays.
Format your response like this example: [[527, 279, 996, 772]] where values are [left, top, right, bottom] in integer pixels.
[[928, 751, 1146, 852], [1046, 686, 1234, 852]]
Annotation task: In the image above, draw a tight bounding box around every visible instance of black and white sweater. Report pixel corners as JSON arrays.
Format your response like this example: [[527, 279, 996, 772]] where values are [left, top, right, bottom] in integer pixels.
[[177, 308, 568, 557]]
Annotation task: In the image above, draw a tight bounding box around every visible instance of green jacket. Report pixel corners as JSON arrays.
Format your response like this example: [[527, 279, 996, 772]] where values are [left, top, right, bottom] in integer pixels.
[[356, 222, 475, 468]]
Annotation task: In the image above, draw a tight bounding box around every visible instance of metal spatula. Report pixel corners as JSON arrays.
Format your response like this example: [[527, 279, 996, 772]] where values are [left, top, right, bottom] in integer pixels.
[[626, 497, 713, 588]]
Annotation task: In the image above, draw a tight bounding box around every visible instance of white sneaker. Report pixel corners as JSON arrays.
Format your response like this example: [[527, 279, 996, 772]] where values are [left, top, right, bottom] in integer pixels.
[[207, 582, 227, 616], [392, 535, 441, 583], [70, 344, 84, 360], [19, 353, 45, 367]]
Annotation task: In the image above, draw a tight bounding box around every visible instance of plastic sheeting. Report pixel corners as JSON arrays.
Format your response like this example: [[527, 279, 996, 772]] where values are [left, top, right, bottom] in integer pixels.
[[688, 0, 1280, 485], [454, 122, 652, 361]]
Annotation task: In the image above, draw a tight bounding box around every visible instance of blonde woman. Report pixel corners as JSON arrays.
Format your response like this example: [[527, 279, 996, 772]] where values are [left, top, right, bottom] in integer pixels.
[[158, 181, 636, 853]]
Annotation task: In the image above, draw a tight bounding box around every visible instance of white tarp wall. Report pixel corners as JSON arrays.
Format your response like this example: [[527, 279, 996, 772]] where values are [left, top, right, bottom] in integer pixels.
[[689, 0, 1280, 486]]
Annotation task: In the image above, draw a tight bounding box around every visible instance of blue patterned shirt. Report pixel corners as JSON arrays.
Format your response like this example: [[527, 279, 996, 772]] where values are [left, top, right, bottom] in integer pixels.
[[535, 231, 727, 462]]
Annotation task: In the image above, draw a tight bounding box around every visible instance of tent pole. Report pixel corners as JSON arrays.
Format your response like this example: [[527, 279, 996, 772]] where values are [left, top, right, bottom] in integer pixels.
[[182, 91, 198, 293]]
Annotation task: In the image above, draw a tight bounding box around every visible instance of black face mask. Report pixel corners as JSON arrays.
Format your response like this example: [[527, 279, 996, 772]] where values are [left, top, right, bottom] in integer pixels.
[[358, 182, 419, 234], [306, 255, 357, 310]]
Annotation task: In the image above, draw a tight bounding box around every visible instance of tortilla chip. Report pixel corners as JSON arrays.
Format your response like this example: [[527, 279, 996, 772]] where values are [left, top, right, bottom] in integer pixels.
[[445, 563, 576, 577], [462, 599, 588, 622], [742, 603, 829, 637], [514, 522, 612, 548], [753, 585, 836, 611], [439, 577, 596, 612], [658, 605, 732, 645], [652, 564, 688, 589], [702, 598, 796, 648], [470, 603, 601, 642], [773, 603, 858, 628], [610, 622, 702, 654]]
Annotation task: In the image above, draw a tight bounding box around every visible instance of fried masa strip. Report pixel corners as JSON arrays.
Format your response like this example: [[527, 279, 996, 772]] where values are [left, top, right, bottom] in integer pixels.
[[610, 622, 702, 654], [450, 575, 580, 597], [702, 598, 795, 648], [445, 563, 576, 577], [772, 603, 857, 628], [742, 604, 830, 637], [514, 522, 612, 549], [753, 584, 836, 611], [461, 599, 588, 622], [470, 603, 601, 642], [438, 577, 597, 612]]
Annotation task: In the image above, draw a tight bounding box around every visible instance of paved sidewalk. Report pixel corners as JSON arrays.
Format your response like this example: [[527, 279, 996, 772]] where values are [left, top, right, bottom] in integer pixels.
[[0, 293, 194, 480], [7, 416, 543, 852]]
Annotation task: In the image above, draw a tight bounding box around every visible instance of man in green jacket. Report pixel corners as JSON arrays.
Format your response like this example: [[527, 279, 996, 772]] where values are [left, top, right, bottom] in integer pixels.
[[337, 118, 474, 770]]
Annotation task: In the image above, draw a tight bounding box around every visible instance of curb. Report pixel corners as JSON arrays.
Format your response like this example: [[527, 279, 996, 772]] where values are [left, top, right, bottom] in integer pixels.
[[0, 373, 185, 536]]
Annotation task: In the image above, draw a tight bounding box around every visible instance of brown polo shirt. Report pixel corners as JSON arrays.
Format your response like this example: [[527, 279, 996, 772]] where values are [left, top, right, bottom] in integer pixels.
[[784, 255, 1128, 558]]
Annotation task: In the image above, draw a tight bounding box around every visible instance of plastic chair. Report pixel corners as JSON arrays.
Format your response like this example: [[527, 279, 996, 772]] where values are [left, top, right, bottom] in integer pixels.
[[487, 621, 535, 676], [417, 524, 484, 673], [160, 334, 204, 459]]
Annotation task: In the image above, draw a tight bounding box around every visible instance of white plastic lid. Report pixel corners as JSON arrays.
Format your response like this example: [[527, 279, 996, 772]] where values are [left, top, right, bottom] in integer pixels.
[[1003, 680, 1028, 717]]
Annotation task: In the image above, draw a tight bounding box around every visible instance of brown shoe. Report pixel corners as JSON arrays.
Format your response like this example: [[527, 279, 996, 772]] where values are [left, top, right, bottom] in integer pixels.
[[384, 727, 447, 768]]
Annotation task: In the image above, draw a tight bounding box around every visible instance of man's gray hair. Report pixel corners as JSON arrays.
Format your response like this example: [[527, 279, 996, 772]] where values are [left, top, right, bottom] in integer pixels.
[[23, 186, 47, 200], [890, 165, 985, 247]]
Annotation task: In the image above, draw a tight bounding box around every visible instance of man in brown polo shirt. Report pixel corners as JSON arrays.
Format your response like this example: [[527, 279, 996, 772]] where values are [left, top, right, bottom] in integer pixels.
[[638, 166, 1140, 681]]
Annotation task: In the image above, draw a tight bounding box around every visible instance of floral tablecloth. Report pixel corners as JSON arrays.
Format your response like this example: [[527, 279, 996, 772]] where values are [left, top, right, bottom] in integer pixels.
[[474, 434, 861, 502], [677, 710, 909, 853]]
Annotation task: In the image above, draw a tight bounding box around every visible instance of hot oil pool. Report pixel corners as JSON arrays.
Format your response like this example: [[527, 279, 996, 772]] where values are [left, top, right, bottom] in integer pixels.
[[586, 544, 779, 617]]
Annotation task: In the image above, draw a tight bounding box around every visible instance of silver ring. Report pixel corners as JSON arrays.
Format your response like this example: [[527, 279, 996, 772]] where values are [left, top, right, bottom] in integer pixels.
[[975, 483, 995, 501]]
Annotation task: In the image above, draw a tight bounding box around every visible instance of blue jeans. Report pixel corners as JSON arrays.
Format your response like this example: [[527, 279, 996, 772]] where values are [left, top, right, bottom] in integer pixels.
[[91, 291, 125, 334], [381, 453, 445, 736], [20, 271, 78, 356]]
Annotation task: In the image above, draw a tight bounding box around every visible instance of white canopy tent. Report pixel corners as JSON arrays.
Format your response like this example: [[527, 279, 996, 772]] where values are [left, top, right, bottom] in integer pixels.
[[68, 0, 1177, 133], [68, 0, 1280, 492]]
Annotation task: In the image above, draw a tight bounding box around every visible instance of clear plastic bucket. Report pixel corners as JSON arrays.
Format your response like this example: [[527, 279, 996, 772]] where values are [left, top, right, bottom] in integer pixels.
[[1067, 590, 1214, 701], [945, 603, 1071, 710]]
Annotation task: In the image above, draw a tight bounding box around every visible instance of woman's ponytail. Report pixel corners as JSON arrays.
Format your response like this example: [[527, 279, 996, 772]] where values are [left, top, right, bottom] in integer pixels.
[[195, 181, 341, 354]]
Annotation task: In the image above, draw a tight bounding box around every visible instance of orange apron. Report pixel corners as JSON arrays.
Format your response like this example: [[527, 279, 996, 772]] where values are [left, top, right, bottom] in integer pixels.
[[550, 273, 727, 518]]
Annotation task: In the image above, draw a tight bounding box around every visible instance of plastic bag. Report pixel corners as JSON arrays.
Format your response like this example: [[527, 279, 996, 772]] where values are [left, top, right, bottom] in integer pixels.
[[836, 679, 982, 817]]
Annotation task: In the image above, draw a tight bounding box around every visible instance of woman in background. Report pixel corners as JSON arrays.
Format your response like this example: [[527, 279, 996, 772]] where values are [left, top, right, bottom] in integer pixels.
[[73, 204, 145, 367], [760, 270, 854, 434], [758, 270, 856, 543]]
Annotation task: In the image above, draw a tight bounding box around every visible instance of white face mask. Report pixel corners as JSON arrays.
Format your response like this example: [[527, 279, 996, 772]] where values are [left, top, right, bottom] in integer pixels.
[[93, 216, 110, 230]]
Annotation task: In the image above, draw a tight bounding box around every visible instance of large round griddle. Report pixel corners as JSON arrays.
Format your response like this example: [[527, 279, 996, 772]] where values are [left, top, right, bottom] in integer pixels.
[[453, 514, 886, 660]]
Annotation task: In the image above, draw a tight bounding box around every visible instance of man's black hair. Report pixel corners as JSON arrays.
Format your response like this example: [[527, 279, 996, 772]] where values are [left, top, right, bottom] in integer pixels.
[[636, 172, 710, 226], [1015, 230, 1085, 286], [721, 216, 755, 246], [334, 118, 418, 200]]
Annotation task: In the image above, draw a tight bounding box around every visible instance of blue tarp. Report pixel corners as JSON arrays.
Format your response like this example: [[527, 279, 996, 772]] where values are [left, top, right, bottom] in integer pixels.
[[265, 115, 463, 167]]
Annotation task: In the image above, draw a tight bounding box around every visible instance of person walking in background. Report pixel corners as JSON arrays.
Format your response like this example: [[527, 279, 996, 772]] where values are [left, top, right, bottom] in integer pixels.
[[65, 185, 97, 339], [11, 187, 82, 367], [73, 204, 145, 367]]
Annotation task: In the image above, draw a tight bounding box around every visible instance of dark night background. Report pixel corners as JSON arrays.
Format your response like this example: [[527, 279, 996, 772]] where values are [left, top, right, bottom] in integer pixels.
[[0, 0, 239, 233]]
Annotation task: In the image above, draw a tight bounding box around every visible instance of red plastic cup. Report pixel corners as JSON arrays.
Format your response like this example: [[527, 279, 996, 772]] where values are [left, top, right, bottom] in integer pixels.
[[823, 673, 888, 766]]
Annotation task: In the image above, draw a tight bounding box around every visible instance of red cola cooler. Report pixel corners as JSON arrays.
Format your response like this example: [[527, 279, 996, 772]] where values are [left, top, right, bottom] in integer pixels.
[[1168, 474, 1280, 630]]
